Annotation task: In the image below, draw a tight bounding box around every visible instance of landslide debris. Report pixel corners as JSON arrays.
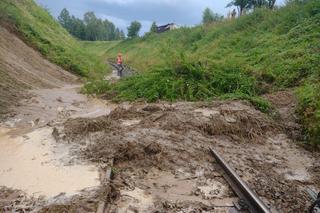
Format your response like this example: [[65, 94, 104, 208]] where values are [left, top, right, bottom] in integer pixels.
[[54, 101, 317, 212]]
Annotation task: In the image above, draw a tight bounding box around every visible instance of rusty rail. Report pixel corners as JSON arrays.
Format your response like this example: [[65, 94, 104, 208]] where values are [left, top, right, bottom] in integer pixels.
[[210, 148, 271, 213]]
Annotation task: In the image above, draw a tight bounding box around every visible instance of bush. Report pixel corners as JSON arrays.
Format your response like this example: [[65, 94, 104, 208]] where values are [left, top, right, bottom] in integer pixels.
[[108, 54, 265, 109]]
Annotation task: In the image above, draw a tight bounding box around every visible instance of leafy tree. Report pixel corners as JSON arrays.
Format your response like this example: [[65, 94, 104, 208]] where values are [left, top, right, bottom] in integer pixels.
[[202, 8, 223, 24], [227, 0, 276, 15], [227, 0, 251, 16], [150, 21, 157, 33], [58, 9, 123, 41], [252, 0, 267, 8], [70, 16, 86, 40], [84, 12, 99, 41], [267, 0, 276, 9], [119, 30, 126, 40], [127, 21, 142, 38], [58, 8, 72, 29]]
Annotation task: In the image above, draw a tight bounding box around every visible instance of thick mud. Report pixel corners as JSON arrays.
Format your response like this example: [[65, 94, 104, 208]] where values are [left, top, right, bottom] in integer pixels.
[[1, 85, 319, 212], [56, 100, 319, 212]]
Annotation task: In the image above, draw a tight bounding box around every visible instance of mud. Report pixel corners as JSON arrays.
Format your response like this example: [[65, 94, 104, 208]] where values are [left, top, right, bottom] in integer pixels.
[[58, 101, 319, 212], [1, 73, 318, 212], [0, 127, 100, 198], [0, 83, 116, 211]]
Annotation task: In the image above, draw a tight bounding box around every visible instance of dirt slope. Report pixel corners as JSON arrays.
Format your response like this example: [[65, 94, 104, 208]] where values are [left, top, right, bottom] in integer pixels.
[[0, 26, 78, 119]]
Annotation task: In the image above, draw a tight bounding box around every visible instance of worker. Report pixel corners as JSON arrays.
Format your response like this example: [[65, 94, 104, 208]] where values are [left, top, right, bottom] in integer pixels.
[[117, 53, 124, 77], [231, 9, 237, 19]]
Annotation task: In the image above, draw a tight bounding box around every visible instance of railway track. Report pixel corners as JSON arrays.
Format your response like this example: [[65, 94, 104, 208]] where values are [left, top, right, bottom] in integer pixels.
[[210, 148, 272, 213], [107, 60, 135, 78]]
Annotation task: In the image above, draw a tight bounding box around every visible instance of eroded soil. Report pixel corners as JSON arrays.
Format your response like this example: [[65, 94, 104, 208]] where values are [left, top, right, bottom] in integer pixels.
[[52, 99, 319, 212], [0, 26, 78, 120]]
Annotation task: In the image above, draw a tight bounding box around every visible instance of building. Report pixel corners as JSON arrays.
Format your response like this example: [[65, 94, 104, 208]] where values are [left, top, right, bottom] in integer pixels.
[[156, 23, 177, 33]]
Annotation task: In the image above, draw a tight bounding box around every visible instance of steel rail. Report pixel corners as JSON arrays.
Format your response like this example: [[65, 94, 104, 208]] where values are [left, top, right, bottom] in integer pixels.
[[210, 148, 271, 213]]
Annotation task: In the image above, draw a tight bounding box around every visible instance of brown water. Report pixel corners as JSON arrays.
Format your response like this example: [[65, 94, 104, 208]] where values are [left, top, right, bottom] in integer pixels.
[[0, 127, 100, 198], [0, 85, 119, 199]]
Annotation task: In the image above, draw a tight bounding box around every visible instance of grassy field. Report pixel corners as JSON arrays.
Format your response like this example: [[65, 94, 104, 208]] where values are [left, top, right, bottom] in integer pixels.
[[92, 0, 320, 145], [0, 0, 108, 78]]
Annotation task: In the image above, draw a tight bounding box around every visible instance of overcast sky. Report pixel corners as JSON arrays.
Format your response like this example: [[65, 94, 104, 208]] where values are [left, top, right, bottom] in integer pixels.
[[36, 0, 285, 35]]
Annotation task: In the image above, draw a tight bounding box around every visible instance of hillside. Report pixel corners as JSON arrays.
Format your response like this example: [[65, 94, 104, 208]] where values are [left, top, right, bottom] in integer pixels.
[[0, 0, 110, 119], [98, 0, 320, 145], [0, 0, 107, 78], [0, 26, 79, 119]]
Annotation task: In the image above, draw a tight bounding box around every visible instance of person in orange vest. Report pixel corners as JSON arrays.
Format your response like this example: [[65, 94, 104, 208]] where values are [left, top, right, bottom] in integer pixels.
[[117, 53, 123, 77]]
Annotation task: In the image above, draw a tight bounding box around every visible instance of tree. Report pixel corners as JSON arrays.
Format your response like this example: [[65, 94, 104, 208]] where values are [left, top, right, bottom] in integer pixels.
[[150, 21, 157, 33], [58, 9, 123, 41], [251, 0, 267, 8], [202, 8, 223, 24], [119, 30, 125, 40], [127, 21, 142, 38], [227, 0, 251, 16], [267, 0, 276, 9], [84, 12, 100, 41], [58, 8, 72, 29], [70, 16, 86, 40], [249, 0, 276, 9]]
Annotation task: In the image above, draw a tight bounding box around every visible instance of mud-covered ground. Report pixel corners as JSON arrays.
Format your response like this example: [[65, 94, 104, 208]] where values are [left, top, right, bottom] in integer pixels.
[[51, 94, 319, 212], [0, 85, 116, 212], [1, 79, 319, 212]]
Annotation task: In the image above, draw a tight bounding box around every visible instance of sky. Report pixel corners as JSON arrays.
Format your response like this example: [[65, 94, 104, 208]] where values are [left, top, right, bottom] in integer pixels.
[[36, 0, 285, 35]]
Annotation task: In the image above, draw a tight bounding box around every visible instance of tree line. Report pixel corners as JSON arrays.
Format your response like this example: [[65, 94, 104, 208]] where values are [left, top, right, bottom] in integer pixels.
[[58, 8, 125, 41], [202, 0, 277, 24], [227, 0, 276, 16]]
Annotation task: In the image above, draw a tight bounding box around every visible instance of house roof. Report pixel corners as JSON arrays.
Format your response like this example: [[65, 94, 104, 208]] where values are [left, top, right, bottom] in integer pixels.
[[156, 23, 175, 33]]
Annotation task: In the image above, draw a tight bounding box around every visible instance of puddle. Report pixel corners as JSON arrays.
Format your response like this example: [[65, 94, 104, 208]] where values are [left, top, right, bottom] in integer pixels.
[[0, 127, 100, 198]]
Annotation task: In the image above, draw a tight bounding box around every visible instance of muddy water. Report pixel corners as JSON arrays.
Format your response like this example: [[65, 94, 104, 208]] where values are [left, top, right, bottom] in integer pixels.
[[0, 85, 117, 200], [4, 85, 116, 129], [0, 127, 100, 198]]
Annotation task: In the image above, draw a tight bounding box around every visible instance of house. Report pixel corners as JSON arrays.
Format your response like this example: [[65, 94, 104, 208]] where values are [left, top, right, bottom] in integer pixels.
[[156, 23, 177, 33]]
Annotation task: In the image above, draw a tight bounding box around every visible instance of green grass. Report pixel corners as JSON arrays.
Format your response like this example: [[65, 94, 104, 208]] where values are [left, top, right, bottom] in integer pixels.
[[80, 41, 120, 58], [0, 0, 108, 78], [99, 0, 319, 145]]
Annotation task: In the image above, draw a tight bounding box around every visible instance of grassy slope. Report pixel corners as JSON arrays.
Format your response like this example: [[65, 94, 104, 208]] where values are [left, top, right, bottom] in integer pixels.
[[106, 1, 319, 89], [101, 0, 319, 144], [0, 0, 108, 78]]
